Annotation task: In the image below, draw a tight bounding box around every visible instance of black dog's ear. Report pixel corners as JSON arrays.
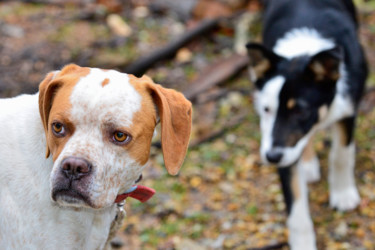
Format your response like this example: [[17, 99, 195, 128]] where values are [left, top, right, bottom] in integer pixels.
[[246, 43, 282, 87], [307, 46, 343, 83]]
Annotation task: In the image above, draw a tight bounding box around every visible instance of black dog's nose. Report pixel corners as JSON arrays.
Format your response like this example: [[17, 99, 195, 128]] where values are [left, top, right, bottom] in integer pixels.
[[61, 157, 92, 180], [266, 150, 283, 163]]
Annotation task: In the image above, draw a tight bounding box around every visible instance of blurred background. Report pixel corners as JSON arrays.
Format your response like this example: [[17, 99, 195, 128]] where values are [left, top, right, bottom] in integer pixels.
[[1, 0, 375, 249]]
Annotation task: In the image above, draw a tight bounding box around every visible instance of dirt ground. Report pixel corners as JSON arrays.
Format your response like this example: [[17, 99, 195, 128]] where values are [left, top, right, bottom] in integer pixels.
[[1, 1, 375, 249]]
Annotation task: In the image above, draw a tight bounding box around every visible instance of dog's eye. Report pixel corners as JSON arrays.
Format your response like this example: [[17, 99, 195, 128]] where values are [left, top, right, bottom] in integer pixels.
[[264, 106, 270, 113], [52, 123, 65, 136], [113, 131, 131, 143]]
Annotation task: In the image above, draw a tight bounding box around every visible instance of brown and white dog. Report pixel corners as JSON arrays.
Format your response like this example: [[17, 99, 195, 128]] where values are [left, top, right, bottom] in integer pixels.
[[0, 64, 192, 249]]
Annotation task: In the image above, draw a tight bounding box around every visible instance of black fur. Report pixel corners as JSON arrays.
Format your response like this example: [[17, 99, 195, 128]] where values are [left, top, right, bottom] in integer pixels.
[[247, 1, 367, 246], [247, 0, 367, 151], [261, 0, 367, 103], [277, 167, 293, 214]]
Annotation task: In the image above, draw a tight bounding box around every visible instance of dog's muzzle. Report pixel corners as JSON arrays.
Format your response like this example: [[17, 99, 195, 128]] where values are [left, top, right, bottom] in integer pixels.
[[266, 149, 283, 164], [51, 157, 93, 206]]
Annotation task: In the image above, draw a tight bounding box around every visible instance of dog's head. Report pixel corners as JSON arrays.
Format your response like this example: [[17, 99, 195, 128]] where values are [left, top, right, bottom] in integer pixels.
[[38, 64, 192, 209], [247, 43, 342, 167]]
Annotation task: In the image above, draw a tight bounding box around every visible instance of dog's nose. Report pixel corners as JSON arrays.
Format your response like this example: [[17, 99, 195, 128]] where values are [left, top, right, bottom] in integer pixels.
[[61, 157, 92, 180], [266, 150, 283, 163]]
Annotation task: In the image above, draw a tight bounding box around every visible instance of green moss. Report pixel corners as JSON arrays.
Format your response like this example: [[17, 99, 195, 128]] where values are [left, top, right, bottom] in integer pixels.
[[0, 3, 43, 19], [184, 212, 211, 223], [246, 204, 258, 215]]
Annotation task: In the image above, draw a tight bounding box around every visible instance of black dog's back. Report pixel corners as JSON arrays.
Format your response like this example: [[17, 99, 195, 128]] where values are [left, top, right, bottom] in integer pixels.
[[262, 0, 367, 103], [262, 0, 358, 30]]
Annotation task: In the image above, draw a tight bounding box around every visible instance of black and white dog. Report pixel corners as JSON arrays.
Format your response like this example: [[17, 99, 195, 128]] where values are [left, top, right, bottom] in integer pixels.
[[246, 0, 367, 249]]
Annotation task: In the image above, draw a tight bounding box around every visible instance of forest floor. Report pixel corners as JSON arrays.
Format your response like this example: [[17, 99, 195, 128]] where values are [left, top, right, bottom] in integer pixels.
[[1, 1, 375, 249]]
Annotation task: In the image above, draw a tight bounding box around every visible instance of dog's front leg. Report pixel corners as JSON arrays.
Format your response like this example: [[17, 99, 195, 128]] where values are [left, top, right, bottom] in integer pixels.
[[300, 137, 320, 183], [278, 163, 316, 250], [329, 117, 360, 211]]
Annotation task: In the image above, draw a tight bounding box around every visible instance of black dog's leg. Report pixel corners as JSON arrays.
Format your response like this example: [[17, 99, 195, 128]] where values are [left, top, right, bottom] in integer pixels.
[[277, 167, 293, 215], [329, 116, 360, 211], [278, 163, 316, 250]]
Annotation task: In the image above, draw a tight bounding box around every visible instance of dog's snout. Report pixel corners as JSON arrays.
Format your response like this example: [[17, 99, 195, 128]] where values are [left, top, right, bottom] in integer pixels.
[[61, 157, 92, 179], [266, 150, 283, 163]]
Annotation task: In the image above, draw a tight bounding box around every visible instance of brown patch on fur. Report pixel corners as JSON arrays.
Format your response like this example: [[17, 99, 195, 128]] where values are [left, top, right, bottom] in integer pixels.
[[318, 105, 328, 121], [309, 61, 340, 82], [285, 131, 303, 147], [291, 165, 300, 200], [310, 61, 326, 81], [101, 78, 110, 87], [127, 80, 157, 166], [254, 59, 271, 80], [128, 75, 192, 175], [301, 138, 316, 162], [336, 122, 348, 146], [287, 98, 296, 109], [39, 64, 90, 160], [248, 48, 271, 81]]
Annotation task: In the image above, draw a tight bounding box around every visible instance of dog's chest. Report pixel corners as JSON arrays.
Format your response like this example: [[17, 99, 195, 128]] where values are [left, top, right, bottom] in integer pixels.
[[1, 199, 116, 249]]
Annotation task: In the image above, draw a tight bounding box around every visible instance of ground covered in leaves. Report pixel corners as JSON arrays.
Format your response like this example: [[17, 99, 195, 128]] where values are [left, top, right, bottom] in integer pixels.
[[1, 1, 375, 249]]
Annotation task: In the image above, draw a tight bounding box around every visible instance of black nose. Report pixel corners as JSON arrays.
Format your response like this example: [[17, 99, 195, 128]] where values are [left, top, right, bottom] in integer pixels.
[[61, 157, 92, 180], [266, 150, 283, 163]]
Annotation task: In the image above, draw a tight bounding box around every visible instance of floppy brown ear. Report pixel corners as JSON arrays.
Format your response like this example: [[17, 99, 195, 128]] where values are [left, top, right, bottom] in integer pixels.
[[145, 80, 192, 175], [38, 71, 62, 158], [39, 64, 83, 158]]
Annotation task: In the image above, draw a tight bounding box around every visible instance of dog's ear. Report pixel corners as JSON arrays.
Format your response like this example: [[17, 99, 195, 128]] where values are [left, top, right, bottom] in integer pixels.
[[144, 78, 192, 175], [246, 43, 282, 87], [39, 64, 84, 158], [307, 46, 343, 83], [38, 71, 62, 158]]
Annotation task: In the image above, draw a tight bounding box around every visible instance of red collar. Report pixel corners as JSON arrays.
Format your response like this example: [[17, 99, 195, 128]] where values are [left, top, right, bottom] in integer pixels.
[[115, 185, 155, 203]]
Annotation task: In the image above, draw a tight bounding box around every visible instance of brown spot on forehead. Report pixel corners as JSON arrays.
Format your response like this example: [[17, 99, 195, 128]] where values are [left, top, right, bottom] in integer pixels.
[[47, 65, 91, 161], [101, 78, 110, 87], [287, 98, 296, 109], [127, 74, 158, 165]]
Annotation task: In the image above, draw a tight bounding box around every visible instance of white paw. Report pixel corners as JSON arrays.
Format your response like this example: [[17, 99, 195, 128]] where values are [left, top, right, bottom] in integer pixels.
[[288, 211, 316, 250], [330, 186, 360, 211], [288, 228, 317, 250], [300, 156, 320, 183]]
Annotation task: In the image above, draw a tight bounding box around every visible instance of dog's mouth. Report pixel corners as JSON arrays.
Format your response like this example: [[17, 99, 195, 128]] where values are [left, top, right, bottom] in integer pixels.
[[52, 188, 92, 207]]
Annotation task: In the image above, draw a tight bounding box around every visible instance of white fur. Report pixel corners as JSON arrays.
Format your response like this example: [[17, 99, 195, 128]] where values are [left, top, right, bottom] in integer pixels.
[[255, 27, 360, 249], [300, 155, 321, 183], [287, 162, 316, 250], [256, 28, 355, 167], [51, 69, 145, 209], [277, 135, 311, 167], [274, 28, 355, 127], [255, 75, 285, 164], [0, 69, 152, 249], [274, 28, 335, 59], [274, 28, 355, 126], [329, 124, 360, 211], [0, 94, 116, 249], [255, 73, 315, 167]]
